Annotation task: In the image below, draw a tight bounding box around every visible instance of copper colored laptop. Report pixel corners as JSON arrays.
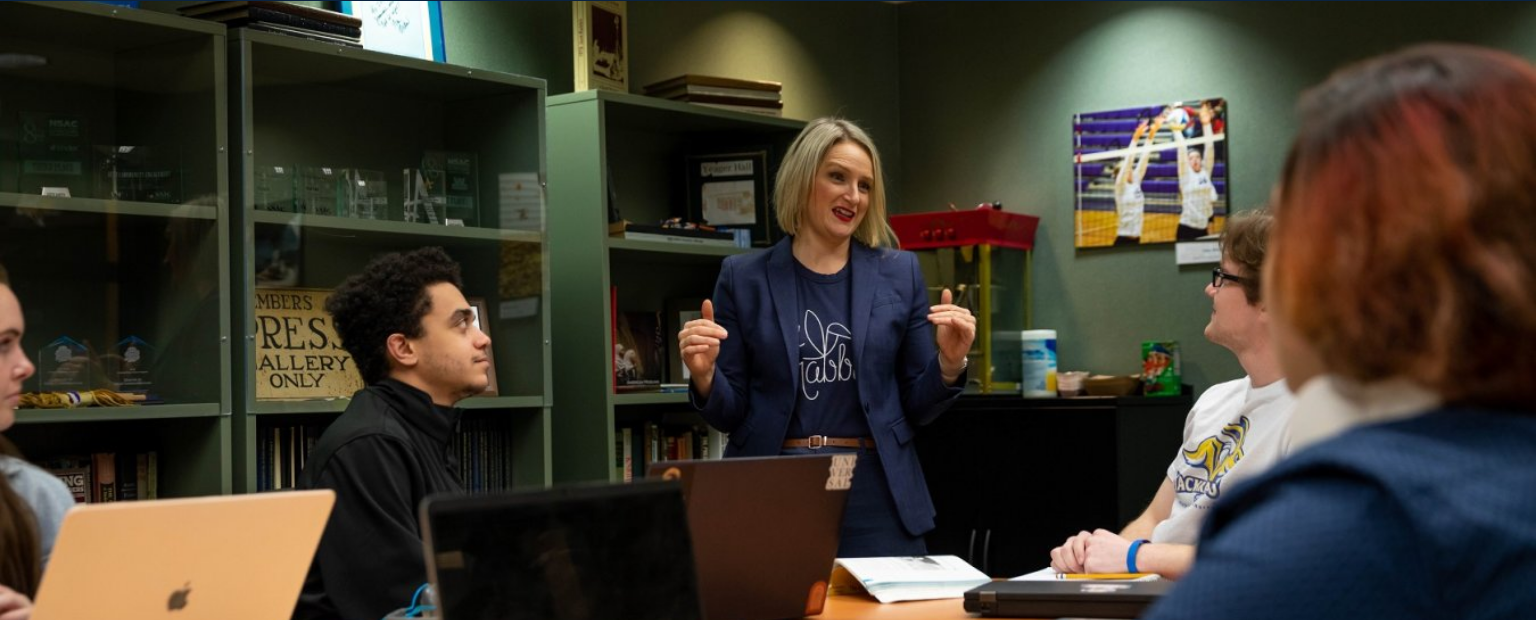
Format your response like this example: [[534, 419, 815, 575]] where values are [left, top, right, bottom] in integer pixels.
[[33, 490, 334, 620], [649, 454, 854, 620]]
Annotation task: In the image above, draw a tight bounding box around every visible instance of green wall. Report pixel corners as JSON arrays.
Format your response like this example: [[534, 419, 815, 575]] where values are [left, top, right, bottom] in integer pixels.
[[895, 1, 1536, 391]]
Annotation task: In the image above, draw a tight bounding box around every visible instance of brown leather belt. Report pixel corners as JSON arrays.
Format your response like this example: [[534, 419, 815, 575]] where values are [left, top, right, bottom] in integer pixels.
[[782, 435, 876, 450]]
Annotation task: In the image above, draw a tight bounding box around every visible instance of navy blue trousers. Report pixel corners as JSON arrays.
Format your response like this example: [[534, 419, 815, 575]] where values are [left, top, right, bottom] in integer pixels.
[[780, 444, 927, 558]]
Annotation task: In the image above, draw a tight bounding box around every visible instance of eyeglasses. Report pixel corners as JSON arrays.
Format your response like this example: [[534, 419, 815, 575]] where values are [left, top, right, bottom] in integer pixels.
[[1211, 268, 1250, 289]]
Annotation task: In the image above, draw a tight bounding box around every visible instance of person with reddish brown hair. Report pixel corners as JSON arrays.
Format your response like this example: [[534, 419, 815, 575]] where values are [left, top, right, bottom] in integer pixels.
[[1144, 44, 1536, 619]]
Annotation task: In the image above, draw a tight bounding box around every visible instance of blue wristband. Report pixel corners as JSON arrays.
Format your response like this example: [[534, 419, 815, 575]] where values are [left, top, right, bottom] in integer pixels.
[[1127, 539, 1150, 573]]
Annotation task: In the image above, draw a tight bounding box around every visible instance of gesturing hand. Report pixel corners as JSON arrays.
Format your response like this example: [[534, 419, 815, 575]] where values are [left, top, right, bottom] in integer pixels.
[[678, 299, 728, 398], [928, 288, 975, 384]]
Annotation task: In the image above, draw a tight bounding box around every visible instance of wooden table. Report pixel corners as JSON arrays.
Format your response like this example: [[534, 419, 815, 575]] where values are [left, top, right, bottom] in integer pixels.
[[820, 593, 977, 619]]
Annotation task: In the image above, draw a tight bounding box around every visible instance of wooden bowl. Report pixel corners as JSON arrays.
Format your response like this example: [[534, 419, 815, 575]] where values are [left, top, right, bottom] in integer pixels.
[[1083, 375, 1141, 397]]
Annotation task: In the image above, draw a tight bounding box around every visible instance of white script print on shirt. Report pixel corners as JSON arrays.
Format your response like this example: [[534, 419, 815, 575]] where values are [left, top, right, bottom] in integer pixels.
[[800, 310, 855, 400]]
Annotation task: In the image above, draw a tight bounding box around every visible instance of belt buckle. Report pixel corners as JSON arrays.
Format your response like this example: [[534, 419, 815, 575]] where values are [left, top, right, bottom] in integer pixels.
[[807, 435, 826, 450]]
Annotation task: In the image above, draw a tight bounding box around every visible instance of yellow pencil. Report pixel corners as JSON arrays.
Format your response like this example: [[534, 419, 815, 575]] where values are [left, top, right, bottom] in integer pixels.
[[1059, 572, 1152, 580]]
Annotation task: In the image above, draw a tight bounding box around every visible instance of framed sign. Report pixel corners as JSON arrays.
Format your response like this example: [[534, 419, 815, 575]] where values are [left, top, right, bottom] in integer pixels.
[[467, 297, 499, 396], [686, 150, 772, 246], [341, 1, 447, 62], [253, 288, 364, 400]]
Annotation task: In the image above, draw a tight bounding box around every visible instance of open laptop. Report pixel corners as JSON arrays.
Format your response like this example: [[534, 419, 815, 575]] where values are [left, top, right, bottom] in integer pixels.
[[33, 489, 334, 620], [964, 579, 1175, 618], [648, 454, 854, 620], [420, 480, 703, 620]]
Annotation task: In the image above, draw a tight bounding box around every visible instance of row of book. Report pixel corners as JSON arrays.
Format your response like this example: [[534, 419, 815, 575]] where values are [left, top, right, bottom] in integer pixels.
[[615, 421, 715, 482], [257, 418, 516, 493], [41, 452, 159, 504], [643, 75, 784, 117], [178, 1, 363, 48]]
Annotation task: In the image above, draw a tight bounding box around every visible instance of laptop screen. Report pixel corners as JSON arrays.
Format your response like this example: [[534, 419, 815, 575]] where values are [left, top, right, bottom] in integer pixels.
[[420, 481, 702, 620]]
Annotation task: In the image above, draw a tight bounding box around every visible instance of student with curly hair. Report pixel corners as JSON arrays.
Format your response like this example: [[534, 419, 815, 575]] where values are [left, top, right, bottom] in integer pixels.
[[293, 247, 491, 620]]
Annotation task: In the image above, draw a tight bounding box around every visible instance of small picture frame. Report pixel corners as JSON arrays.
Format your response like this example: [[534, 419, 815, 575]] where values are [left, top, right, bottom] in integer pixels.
[[686, 150, 773, 246], [468, 297, 499, 396], [572, 1, 628, 92], [341, 1, 447, 62]]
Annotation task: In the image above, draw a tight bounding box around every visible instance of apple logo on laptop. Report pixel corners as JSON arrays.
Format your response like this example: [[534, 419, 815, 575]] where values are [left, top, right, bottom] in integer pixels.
[[167, 582, 192, 612]]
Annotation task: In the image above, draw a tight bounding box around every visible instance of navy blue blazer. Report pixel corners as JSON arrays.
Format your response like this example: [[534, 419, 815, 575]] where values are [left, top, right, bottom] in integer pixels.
[[692, 237, 963, 535]]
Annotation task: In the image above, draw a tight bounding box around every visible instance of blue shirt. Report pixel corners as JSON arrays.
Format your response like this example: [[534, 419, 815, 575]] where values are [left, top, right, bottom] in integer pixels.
[[1144, 408, 1536, 620], [787, 259, 869, 440]]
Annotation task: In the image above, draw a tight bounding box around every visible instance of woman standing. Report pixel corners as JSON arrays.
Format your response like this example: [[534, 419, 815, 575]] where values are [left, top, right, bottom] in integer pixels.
[[679, 118, 976, 557]]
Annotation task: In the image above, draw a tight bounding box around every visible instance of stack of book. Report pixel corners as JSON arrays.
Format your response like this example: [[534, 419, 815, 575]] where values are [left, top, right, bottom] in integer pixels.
[[643, 75, 784, 117], [177, 1, 362, 48], [609, 220, 736, 247]]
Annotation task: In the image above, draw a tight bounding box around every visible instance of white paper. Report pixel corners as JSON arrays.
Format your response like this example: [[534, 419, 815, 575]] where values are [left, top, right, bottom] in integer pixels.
[[1175, 240, 1222, 265], [830, 555, 990, 603]]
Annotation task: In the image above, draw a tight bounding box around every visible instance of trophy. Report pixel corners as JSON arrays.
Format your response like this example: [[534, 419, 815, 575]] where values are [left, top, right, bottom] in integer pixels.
[[402, 168, 444, 225], [37, 336, 90, 392], [297, 167, 343, 216], [423, 151, 477, 226], [96, 145, 179, 204], [105, 336, 154, 395], [255, 165, 296, 212], [344, 169, 387, 220], [16, 113, 89, 197]]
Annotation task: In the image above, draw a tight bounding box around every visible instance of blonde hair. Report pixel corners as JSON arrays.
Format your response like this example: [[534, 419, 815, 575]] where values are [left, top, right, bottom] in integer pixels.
[[774, 118, 898, 249]]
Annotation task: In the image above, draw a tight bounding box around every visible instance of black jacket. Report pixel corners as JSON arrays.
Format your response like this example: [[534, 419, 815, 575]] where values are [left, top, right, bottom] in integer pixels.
[[292, 379, 464, 620]]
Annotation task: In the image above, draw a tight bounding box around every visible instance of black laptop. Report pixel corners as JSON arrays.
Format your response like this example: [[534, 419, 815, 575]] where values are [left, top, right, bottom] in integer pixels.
[[648, 454, 854, 620], [964, 579, 1175, 618], [419, 481, 703, 620]]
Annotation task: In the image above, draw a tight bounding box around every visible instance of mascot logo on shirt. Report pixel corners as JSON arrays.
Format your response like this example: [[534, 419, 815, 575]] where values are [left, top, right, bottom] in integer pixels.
[[1175, 416, 1249, 499]]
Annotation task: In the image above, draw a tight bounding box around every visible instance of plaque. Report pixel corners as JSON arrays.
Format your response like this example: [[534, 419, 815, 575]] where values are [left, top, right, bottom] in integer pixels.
[[402, 168, 444, 224], [37, 336, 90, 392], [297, 167, 343, 216], [344, 169, 387, 220], [423, 151, 477, 226], [95, 145, 179, 204], [255, 165, 296, 212], [16, 113, 89, 197], [105, 336, 154, 394]]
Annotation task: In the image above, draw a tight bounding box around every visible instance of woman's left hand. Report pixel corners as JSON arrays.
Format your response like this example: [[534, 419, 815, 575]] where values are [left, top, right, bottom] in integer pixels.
[[928, 288, 975, 383]]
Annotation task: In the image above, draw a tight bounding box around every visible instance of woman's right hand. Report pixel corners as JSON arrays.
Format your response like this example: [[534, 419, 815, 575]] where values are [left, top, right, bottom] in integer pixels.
[[0, 584, 33, 620], [678, 299, 728, 398]]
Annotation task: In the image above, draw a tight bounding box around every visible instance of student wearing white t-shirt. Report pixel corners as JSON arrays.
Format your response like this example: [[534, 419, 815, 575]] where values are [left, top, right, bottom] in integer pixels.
[[1049, 209, 1295, 580]]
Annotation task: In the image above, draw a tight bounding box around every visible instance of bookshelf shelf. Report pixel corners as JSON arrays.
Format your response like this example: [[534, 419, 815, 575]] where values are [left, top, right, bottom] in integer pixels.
[[251, 210, 543, 244], [547, 91, 803, 482], [15, 403, 225, 424], [612, 392, 690, 406], [606, 237, 754, 258], [0, 194, 220, 220]]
